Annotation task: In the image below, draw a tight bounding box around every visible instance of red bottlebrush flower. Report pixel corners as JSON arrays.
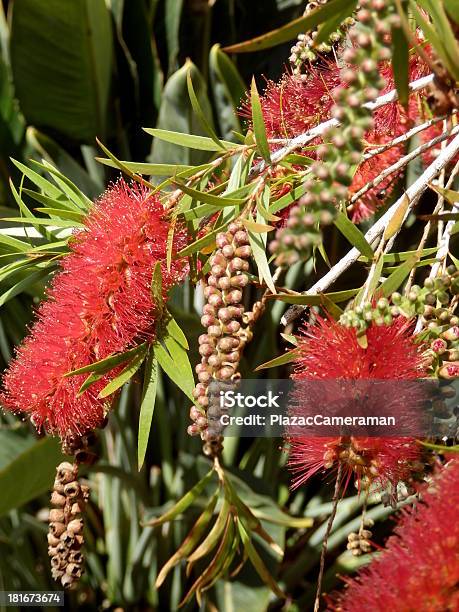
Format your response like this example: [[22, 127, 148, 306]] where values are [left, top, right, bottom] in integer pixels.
[[244, 48, 431, 221], [329, 458, 459, 612], [1, 180, 187, 439], [287, 316, 428, 491]]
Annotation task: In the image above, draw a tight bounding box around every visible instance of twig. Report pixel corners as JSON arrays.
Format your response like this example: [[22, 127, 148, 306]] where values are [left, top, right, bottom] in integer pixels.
[[314, 464, 343, 612], [251, 74, 435, 176], [429, 161, 459, 279], [349, 125, 459, 207], [282, 131, 459, 326], [361, 114, 451, 161]]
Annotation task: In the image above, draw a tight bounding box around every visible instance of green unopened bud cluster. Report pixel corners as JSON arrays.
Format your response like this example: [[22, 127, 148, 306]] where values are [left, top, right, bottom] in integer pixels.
[[341, 267, 459, 338], [272, 0, 397, 267], [422, 269, 459, 379], [289, 0, 354, 71]]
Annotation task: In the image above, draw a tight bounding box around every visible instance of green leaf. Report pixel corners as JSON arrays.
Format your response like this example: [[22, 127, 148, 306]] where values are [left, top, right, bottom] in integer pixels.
[[334, 211, 374, 258], [223, 0, 357, 53], [270, 184, 305, 214], [148, 60, 222, 167], [176, 225, 222, 258], [151, 262, 164, 318], [35, 208, 85, 223], [2, 217, 79, 229], [137, 352, 158, 470], [65, 342, 148, 377], [10, 0, 113, 142], [251, 78, 271, 164], [384, 194, 411, 241], [145, 128, 234, 152], [96, 158, 194, 176], [26, 127, 102, 198], [98, 345, 148, 398], [154, 331, 195, 400], [410, 0, 459, 81], [187, 71, 224, 151], [11, 159, 62, 200], [248, 223, 276, 294], [444, 0, 459, 23], [237, 521, 285, 599], [380, 256, 416, 296], [165, 315, 189, 350], [315, 0, 357, 46], [156, 491, 219, 587], [173, 181, 245, 207], [165, 0, 183, 71], [391, 24, 409, 107], [187, 499, 231, 564], [0, 437, 65, 517], [209, 44, 246, 141], [0, 267, 52, 306], [270, 288, 359, 305], [96, 139, 153, 189], [429, 184, 459, 204], [242, 218, 275, 233], [144, 469, 216, 526], [78, 371, 103, 396]]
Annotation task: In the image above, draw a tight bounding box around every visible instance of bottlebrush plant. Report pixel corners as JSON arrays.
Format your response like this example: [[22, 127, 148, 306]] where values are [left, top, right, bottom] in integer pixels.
[[0, 0, 458, 610]]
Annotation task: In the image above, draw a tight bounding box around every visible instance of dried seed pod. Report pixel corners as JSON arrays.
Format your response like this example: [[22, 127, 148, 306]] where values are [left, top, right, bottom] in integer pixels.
[[67, 518, 83, 536], [63, 481, 81, 499], [48, 459, 88, 588], [49, 509, 65, 523], [56, 462, 75, 484], [50, 491, 66, 507], [47, 533, 60, 547], [50, 522, 66, 537], [70, 501, 85, 515]]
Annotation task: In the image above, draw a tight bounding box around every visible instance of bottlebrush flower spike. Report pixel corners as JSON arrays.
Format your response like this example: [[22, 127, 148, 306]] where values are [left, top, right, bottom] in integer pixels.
[[287, 316, 428, 491], [329, 457, 459, 611], [0, 180, 187, 439], [243, 48, 430, 221]]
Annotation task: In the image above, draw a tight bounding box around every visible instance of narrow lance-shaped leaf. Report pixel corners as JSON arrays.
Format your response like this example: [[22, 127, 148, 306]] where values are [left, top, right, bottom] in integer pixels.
[[248, 216, 276, 294], [65, 342, 148, 377], [144, 128, 234, 151], [334, 211, 374, 258], [155, 491, 219, 587], [187, 71, 225, 151], [250, 77, 271, 164], [391, 22, 409, 107], [153, 324, 195, 400], [137, 351, 158, 470], [143, 469, 216, 526], [224, 0, 358, 53], [237, 520, 285, 599], [98, 345, 148, 398]]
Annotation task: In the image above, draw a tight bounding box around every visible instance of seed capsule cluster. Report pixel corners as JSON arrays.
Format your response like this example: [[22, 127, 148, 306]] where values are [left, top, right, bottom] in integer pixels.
[[290, 0, 353, 71], [189, 222, 253, 457], [347, 519, 374, 556], [272, 0, 397, 266], [48, 462, 88, 588]]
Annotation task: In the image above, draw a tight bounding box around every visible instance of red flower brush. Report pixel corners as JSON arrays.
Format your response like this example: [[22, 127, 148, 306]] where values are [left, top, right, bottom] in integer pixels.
[[243, 48, 430, 221], [1, 180, 187, 439], [287, 316, 428, 491], [329, 457, 459, 611]]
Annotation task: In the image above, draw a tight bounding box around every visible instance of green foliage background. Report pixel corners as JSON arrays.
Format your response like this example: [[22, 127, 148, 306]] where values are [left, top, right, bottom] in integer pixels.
[[0, 1, 448, 611]]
